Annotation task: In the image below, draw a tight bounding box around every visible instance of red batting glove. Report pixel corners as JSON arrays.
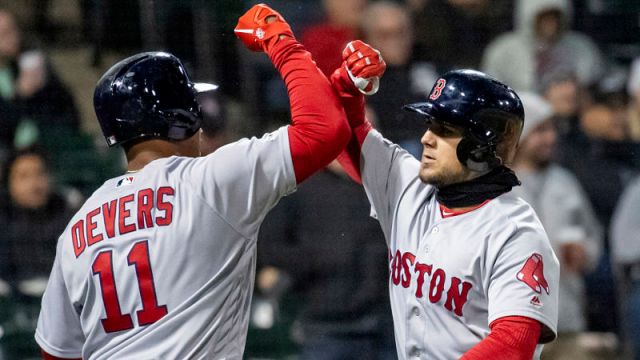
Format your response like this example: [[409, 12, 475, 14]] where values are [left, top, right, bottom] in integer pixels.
[[330, 40, 386, 126], [234, 4, 294, 53], [342, 40, 386, 95], [331, 41, 383, 183]]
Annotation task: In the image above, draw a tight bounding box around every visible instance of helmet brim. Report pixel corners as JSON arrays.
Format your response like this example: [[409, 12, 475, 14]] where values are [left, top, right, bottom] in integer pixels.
[[402, 101, 437, 119], [193, 82, 219, 93]]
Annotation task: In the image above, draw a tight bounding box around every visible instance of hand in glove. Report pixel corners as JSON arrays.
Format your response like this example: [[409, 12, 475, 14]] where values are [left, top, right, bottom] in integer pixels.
[[341, 40, 386, 95], [234, 3, 294, 53]]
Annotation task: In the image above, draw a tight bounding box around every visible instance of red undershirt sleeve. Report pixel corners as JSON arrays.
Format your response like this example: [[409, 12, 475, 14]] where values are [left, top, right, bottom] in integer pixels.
[[460, 316, 542, 360], [267, 38, 350, 184], [335, 122, 372, 184], [329, 67, 374, 184]]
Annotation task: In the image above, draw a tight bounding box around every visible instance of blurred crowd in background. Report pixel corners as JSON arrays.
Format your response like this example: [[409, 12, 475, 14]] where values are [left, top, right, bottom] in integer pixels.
[[0, 0, 638, 359]]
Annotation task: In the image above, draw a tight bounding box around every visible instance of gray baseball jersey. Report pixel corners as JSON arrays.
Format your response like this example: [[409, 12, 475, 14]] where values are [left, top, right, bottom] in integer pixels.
[[35, 127, 296, 359], [360, 130, 559, 360]]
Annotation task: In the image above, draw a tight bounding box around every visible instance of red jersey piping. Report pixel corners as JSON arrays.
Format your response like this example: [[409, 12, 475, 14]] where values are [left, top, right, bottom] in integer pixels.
[[439, 199, 492, 218]]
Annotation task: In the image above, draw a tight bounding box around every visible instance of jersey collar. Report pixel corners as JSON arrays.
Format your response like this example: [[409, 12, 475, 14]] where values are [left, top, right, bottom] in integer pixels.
[[439, 199, 491, 218]]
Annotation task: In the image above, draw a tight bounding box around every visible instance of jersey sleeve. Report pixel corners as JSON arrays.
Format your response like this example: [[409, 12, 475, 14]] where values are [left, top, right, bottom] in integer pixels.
[[35, 252, 85, 358], [486, 223, 559, 344], [360, 130, 422, 230], [185, 126, 296, 238]]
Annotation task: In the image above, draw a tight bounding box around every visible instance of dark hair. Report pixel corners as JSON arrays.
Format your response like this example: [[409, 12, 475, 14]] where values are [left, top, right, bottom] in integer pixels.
[[2, 145, 49, 187], [588, 71, 630, 109], [538, 68, 578, 94]]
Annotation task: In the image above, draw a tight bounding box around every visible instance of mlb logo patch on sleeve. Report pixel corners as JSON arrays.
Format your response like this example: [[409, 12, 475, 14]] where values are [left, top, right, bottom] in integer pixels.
[[117, 176, 135, 187]]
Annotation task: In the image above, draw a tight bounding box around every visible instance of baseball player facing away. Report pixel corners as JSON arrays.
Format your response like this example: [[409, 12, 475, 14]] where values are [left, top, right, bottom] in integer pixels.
[[34, 4, 350, 360], [331, 41, 559, 359]]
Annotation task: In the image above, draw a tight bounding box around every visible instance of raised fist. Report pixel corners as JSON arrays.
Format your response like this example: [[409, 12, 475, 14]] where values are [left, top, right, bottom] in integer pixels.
[[234, 3, 294, 53], [342, 40, 386, 95]]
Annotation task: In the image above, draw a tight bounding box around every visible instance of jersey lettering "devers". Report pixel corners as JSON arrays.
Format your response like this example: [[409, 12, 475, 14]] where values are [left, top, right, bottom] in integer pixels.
[[72, 187, 175, 257]]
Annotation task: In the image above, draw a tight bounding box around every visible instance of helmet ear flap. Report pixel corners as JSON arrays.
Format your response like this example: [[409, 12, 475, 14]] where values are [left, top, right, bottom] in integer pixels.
[[456, 133, 501, 172]]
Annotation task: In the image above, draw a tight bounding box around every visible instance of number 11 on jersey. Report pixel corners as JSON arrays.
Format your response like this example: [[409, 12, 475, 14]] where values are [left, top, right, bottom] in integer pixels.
[[92, 240, 168, 333]]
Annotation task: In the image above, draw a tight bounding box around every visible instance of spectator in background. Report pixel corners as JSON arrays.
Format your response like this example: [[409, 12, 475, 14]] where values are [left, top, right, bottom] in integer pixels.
[[611, 177, 640, 360], [558, 81, 636, 225], [0, 8, 116, 197], [0, 147, 78, 293], [628, 58, 640, 141], [0, 8, 22, 159], [538, 71, 591, 171], [512, 93, 603, 360], [409, 0, 512, 70], [257, 161, 395, 359], [361, 1, 438, 158], [558, 82, 639, 336], [481, 0, 606, 92], [540, 71, 582, 131], [300, 0, 366, 76], [0, 147, 79, 358], [0, 8, 81, 150]]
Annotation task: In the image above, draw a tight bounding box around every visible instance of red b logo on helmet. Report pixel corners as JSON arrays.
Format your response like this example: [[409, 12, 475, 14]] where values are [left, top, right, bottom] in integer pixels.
[[429, 79, 446, 100], [517, 253, 549, 294]]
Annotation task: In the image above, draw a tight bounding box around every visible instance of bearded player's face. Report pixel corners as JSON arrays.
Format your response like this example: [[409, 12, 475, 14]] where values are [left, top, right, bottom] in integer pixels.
[[418, 121, 475, 187]]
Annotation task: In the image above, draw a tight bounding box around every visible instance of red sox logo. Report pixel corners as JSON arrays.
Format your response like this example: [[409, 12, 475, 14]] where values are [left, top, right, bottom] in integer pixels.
[[429, 78, 446, 100], [517, 253, 549, 295]]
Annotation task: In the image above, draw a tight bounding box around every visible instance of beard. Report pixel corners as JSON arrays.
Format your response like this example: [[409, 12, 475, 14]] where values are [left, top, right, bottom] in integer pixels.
[[419, 163, 475, 187]]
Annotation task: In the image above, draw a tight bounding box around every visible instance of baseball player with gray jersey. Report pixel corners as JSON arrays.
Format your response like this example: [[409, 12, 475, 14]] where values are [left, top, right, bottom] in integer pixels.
[[330, 41, 559, 359], [34, 4, 350, 359]]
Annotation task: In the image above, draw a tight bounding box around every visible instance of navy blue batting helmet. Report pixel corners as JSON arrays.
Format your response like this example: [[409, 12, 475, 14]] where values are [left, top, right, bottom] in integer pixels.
[[94, 52, 218, 147], [404, 69, 524, 172]]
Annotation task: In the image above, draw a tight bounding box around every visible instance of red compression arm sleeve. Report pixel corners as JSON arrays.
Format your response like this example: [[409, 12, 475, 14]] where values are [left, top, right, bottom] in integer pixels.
[[329, 67, 373, 184], [460, 316, 542, 360], [268, 38, 350, 184], [41, 349, 81, 360]]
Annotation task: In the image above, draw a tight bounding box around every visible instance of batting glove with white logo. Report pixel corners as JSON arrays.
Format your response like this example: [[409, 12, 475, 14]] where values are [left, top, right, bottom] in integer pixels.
[[341, 40, 386, 95], [234, 3, 294, 53]]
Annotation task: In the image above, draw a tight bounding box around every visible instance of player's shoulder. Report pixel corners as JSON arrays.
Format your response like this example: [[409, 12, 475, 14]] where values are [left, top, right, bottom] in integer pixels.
[[484, 192, 534, 216], [199, 126, 290, 161], [484, 193, 546, 239], [73, 176, 123, 213], [488, 194, 558, 268], [361, 129, 387, 154], [55, 180, 115, 250], [362, 130, 420, 170], [362, 130, 428, 197]]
